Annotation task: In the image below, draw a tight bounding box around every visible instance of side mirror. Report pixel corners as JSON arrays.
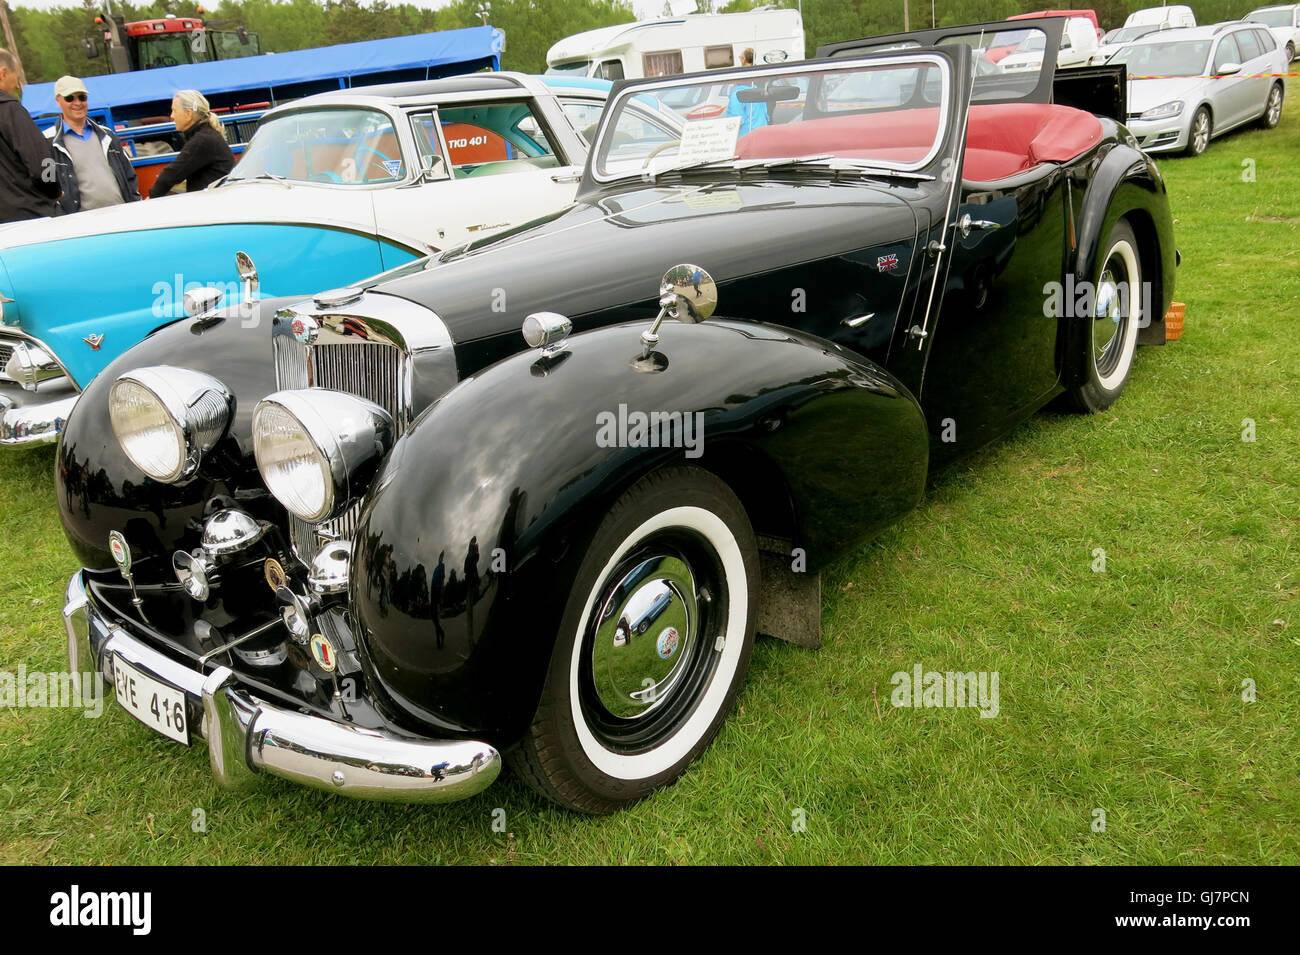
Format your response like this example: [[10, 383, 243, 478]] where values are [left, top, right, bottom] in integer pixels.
[[235, 251, 258, 297], [1216, 61, 1242, 75], [634, 264, 718, 367], [81, 38, 100, 59], [658, 263, 717, 324]]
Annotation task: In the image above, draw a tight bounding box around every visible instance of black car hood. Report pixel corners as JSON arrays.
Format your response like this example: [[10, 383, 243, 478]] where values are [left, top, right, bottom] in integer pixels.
[[375, 179, 919, 357]]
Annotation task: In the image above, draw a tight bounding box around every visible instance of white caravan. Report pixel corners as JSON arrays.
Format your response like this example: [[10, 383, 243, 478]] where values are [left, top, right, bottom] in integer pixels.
[[545, 8, 805, 82]]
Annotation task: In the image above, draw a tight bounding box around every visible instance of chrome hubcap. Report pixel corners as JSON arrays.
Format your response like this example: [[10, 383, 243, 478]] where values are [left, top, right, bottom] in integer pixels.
[[591, 554, 697, 719], [579, 531, 729, 753], [1093, 258, 1131, 376]]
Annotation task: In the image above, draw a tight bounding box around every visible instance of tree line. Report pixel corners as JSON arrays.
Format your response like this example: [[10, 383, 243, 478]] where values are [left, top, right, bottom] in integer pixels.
[[7, 0, 1271, 86]]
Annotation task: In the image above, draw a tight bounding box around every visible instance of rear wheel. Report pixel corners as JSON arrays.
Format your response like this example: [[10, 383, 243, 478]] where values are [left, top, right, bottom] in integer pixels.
[[512, 467, 758, 813], [1259, 83, 1284, 129], [1185, 106, 1211, 157], [1064, 219, 1143, 413]]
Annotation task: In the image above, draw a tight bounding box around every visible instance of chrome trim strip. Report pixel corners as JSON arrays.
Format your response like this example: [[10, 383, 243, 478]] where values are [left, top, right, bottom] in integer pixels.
[[63, 571, 502, 805]]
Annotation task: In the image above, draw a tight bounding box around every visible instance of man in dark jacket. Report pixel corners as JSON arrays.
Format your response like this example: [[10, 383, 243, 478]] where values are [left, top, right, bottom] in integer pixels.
[[148, 90, 234, 197], [0, 49, 59, 223], [44, 76, 140, 215]]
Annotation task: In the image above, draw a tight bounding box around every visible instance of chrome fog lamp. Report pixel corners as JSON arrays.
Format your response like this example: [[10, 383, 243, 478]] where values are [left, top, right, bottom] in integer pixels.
[[201, 508, 265, 557], [309, 539, 352, 595], [109, 367, 232, 483], [173, 549, 218, 601], [253, 390, 394, 524]]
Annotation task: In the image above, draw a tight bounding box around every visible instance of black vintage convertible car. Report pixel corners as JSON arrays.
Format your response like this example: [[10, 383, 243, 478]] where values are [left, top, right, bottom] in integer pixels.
[[58, 19, 1176, 813]]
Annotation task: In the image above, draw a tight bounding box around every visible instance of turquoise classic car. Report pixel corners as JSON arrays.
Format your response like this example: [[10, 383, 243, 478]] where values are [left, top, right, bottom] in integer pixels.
[[0, 73, 613, 446]]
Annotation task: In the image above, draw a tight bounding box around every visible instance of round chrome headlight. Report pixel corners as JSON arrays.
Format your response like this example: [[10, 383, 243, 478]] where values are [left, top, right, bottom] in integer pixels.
[[108, 367, 232, 483], [252, 390, 394, 523]]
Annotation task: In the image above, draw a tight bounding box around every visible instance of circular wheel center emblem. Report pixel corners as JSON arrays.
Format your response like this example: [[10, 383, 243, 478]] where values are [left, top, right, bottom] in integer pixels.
[[656, 626, 680, 660]]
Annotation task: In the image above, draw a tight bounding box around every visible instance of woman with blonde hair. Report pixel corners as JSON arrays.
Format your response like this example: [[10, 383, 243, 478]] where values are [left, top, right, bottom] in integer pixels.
[[148, 89, 235, 197]]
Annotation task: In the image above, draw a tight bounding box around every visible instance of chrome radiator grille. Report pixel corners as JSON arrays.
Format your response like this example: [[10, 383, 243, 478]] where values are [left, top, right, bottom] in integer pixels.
[[272, 333, 408, 562], [272, 336, 407, 430]]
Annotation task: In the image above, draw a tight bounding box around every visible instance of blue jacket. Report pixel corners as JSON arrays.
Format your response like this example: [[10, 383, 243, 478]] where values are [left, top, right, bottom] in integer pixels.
[[44, 118, 141, 215]]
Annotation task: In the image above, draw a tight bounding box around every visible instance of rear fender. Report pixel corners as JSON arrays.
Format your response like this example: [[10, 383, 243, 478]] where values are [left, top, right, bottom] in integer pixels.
[[1072, 140, 1176, 359]]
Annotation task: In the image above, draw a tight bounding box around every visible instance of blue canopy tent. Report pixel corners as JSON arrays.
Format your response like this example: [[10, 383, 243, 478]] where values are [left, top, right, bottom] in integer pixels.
[[24, 25, 505, 125]]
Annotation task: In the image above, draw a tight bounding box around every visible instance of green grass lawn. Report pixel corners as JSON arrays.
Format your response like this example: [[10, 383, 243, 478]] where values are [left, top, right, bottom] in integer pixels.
[[1, 102, 1296, 866]]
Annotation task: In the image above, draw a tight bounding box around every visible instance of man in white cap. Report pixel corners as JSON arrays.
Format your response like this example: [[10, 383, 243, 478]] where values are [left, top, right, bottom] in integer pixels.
[[44, 75, 139, 214]]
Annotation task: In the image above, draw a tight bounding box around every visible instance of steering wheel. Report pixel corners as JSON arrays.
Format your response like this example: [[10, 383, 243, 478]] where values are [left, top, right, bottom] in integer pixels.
[[353, 145, 397, 180], [309, 171, 344, 183], [641, 139, 682, 171], [157, 55, 179, 67]]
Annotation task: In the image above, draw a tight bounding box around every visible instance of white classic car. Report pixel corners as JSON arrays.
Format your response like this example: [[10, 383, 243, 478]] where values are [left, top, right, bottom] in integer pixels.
[[0, 73, 617, 447]]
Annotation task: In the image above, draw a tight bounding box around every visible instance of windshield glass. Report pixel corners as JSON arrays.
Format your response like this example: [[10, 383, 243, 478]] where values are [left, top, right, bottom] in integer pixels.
[[594, 55, 950, 181], [231, 108, 404, 184], [1247, 10, 1292, 27], [1107, 39, 1212, 76], [136, 34, 202, 68], [546, 60, 593, 75], [1110, 26, 1159, 43]]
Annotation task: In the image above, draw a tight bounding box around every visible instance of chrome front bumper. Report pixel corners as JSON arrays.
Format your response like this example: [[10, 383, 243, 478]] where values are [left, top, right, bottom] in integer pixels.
[[0, 379, 78, 447], [62, 571, 502, 804]]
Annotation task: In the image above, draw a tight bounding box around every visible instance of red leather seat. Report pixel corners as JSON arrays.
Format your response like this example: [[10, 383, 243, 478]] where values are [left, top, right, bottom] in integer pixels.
[[733, 102, 1102, 183]]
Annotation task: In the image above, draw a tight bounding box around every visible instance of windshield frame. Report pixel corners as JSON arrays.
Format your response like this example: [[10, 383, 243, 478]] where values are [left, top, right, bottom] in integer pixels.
[[587, 51, 956, 187]]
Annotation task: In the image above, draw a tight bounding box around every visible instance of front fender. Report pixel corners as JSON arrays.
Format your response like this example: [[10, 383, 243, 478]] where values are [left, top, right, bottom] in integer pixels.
[[351, 318, 929, 743], [55, 298, 299, 569]]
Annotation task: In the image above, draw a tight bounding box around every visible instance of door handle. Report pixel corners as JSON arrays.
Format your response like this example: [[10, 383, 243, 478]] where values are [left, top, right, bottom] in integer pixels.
[[955, 213, 1001, 238]]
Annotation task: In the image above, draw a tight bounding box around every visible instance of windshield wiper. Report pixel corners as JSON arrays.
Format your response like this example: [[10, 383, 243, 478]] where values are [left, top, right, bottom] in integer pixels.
[[649, 156, 741, 183], [223, 172, 290, 187], [802, 159, 937, 183], [758, 154, 836, 170]]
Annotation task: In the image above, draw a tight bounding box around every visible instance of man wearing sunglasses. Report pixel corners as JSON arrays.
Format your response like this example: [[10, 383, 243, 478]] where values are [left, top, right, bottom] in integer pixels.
[[43, 75, 139, 215], [0, 48, 59, 223]]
